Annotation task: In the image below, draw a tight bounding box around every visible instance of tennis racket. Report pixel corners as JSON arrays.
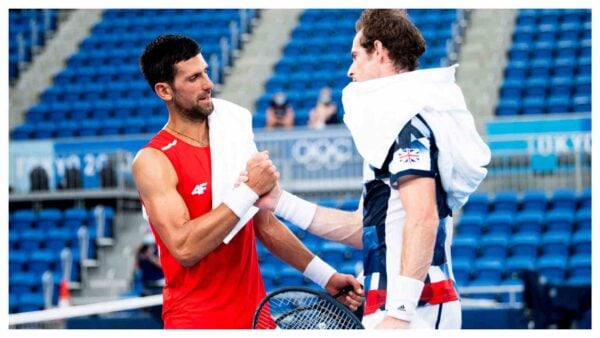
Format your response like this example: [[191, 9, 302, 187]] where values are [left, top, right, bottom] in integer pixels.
[[253, 286, 364, 329]]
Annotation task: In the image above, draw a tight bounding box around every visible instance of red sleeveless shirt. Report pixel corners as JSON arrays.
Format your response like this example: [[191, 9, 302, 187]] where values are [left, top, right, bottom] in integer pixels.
[[143, 129, 266, 329]]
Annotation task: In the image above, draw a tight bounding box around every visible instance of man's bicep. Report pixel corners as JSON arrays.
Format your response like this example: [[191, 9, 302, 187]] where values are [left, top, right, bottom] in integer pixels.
[[133, 149, 190, 242], [397, 175, 437, 217]]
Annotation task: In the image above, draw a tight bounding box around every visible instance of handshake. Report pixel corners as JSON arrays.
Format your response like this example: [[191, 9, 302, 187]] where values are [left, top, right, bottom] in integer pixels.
[[237, 150, 281, 211]]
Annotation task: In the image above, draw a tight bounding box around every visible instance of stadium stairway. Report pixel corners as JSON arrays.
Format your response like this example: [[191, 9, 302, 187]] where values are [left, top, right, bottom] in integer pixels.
[[456, 9, 517, 134], [218, 9, 302, 113], [70, 212, 146, 304], [9, 9, 103, 130]]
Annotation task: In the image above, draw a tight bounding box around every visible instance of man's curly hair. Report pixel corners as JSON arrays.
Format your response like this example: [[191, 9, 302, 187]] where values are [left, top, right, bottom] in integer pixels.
[[356, 9, 426, 71]]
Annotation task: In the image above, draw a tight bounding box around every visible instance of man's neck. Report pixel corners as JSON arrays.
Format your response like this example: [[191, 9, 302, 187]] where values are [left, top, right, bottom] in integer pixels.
[[165, 116, 209, 146]]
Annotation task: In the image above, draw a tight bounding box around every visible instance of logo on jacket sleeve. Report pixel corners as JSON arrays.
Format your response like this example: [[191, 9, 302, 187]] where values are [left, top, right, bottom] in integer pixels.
[[192, 182, 208, 195], [398, 148, 420, 163]]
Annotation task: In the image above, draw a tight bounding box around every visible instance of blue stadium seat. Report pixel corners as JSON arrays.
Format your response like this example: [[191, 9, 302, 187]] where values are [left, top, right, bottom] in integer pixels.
[[9, 229, 22, 252], [339, 197, 360, 211], [546, 95, 571, 114], [36, 208, 63, 229], [571, 230, 591, 255], [451, 258, 471, 286], [33, 121, 57, 139], [47, 227, 74, 251], [567, 254, 591, 282], [535, 24, 558, 43], [521, 189, 548, 212], [504, 59, 529, 80], [574, 74, 591, 96], [55, 120, 79, 138], [320, 242, 354, 265], [499, 78, 524, 100], [255, 242, 269, 264], [315, 198, 338, 209], [480, 234, 509, 260], [572, 95, 591, 113], [532, 41, 554, 60], [278, 266, 306, 287], [9, 293, 19, 314], [463, 193, 489, 215], [9, 249, 28, 275], [574, 208, 591, 232], [512, 24, 535, 44], [10, 209, 37, 230], [578, 56, 591, 75], [338, 261, 361, 276], [457, 213, 484, 237], [260, 264, 278, 291], [545, 209, 575, 233], [551, 188, 577, 211], [20, 228, 46, 251], [528, 60, 552, 79], [549, 74, 572, 97], [10, 272, 40, 295], [493, 191, 519, 213], [63, 207, 89, 230], [11, 124, 35, 140], [473, 258, 504, 284], [17, 291, 45, 313], [495, 98, 521, 116], [536, 255, 567, 284], [504, 255, 536, 279], [579, 188, 591, 209], [485, 212, 514, 235], [540, 231, 571, 257], [451, 235, 478, 261], [28, 250, 58, 275], [509, 233, 539, 259], [514, 210, 544, 235]]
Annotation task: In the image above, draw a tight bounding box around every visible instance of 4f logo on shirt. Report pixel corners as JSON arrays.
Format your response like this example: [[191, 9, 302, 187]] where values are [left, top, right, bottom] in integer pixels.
[[191, 182, 208, 195], [398, 148, 420, 163]]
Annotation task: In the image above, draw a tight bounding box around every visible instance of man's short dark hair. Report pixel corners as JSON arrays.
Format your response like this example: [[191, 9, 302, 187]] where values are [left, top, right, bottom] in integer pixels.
[[356, 9, 426, 72], [139, 34, 201, 90]]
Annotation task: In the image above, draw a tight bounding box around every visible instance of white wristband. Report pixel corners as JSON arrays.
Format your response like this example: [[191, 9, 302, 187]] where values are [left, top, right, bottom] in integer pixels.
[[223, 183, 259, 218], [303, 256, 336, 289], [274, 190, 317, 230], [385, 276, 425, 322]]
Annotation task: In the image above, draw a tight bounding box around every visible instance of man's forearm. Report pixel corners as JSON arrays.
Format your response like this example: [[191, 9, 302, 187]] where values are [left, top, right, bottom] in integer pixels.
[[308, 206, 363, 249], [400, 216, 437, 280]]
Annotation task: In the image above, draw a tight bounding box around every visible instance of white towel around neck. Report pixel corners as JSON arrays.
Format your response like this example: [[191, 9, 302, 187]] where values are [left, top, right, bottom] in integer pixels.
[[342, 65, 491, 209], [208, 98, 259, 243]]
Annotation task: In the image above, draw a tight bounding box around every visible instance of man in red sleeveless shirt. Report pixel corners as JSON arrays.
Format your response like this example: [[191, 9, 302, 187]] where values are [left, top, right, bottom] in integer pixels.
[[132, 34, 363, 329]]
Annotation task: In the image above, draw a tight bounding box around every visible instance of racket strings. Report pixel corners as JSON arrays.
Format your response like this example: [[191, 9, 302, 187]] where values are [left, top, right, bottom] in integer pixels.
[[256, 291, 360, 329]]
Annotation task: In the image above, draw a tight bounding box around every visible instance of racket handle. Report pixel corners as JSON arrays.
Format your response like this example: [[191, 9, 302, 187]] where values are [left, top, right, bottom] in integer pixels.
[[332, 284, 357, 298]]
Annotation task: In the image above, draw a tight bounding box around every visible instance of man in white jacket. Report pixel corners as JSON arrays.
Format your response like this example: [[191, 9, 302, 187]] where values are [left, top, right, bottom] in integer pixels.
[[250, 9, 490, 329]]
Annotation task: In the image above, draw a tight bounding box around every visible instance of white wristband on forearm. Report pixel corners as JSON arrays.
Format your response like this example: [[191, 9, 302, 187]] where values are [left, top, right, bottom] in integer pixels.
[[223, 183, 259, 218], [274, 190, 317, 230], [303, 256, 336, 288], [385, 276, 425, 322]]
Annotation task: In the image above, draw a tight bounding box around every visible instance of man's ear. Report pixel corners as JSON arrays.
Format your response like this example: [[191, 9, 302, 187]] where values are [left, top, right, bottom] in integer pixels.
[[154, 82, 173, 101], [373, 40, 387, 63]]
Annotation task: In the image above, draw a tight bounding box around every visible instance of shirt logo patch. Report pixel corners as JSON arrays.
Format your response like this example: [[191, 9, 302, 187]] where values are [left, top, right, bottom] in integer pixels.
[[398, 148, 420, 163], [191, 182, 208, 195]]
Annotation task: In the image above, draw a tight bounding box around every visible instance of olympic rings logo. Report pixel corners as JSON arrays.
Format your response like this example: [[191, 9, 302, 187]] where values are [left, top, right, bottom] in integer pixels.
[[291, 138, 354, 171]]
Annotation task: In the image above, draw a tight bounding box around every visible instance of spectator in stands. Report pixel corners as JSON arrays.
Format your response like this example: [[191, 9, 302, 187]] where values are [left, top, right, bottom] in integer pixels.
[[308, 87, 339, 129], [136, 235, 164, 294], [133, 34, 363, 329], [265, 92, 295, 129], [241, 9, 490, 330]]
